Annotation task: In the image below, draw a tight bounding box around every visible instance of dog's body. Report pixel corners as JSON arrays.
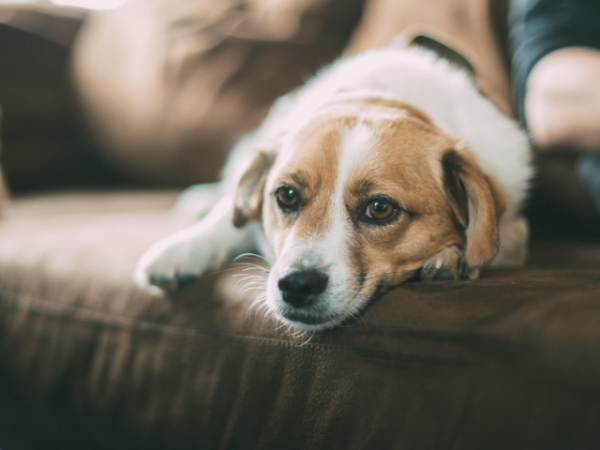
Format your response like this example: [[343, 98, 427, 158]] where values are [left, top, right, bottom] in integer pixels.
[[135, 44, 532, 330]]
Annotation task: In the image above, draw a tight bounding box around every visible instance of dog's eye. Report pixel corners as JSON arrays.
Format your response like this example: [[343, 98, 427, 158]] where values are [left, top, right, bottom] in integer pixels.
[[364, 198, 397, 222], [276, 187, 299, 211]]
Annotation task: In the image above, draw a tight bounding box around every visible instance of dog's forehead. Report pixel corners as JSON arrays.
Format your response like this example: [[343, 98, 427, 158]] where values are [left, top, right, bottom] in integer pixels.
[[269, 107, 453, 193]]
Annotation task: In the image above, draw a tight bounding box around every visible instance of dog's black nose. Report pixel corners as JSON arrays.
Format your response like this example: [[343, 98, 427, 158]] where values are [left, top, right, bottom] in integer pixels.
[[278, 270, 328, 307]]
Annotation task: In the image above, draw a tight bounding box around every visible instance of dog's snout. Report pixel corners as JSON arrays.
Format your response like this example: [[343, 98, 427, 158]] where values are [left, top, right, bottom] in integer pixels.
[[278, 270, 328, 307]]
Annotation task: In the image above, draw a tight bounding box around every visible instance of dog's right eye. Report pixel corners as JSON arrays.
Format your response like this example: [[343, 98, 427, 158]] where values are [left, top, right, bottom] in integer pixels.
[[358, 196, 400, 225], [276, 187, 299, 211]]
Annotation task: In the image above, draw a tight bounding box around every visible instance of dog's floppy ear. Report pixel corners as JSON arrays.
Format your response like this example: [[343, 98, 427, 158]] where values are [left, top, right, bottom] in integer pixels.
[[233, 151, 275, 228], [442, 147, 505, 268]]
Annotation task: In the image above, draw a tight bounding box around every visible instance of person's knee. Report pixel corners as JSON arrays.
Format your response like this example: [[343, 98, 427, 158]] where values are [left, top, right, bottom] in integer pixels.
[[525, 47, 600, 151]]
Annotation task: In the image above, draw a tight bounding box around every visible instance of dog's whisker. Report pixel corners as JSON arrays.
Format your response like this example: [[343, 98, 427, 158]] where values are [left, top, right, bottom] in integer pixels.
[[247, 295, 268, 318], [247, 298, 264, 310], [247, 289, 268, 309], [234, 275, 267, 289], [249, 297, 267, 311], [235, 253, 272, 265], [251, 299, 272, 321], [236, 280, 266, 290], [208, 265, 256, 276], [241, 265, 270, 273], [240, 287, 265, 297], [232, 272, 266, 280], [298, 331, 316, 347], [240, 283, 266, 291], [233, 275, 254, 284], [257, 302, 269, 314], [234, 271, 268, 280], [234, 278, 256, 289], [238, 277, 266, 286], [347, 309, 369, 330], [252, 292, 267, 301], [274, 321, 288, 333], [227, 262, 270, 277], [237, 265, 270, 274], [232, 261, 271, 274], [291, 330, 302, 339]]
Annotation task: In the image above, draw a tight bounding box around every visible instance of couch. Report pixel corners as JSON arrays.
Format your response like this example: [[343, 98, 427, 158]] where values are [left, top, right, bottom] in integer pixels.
[[1, 2, 600, 450]]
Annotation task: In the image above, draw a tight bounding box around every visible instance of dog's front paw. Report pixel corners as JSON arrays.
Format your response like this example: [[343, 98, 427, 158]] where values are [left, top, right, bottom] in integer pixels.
[[419, 245, 478, 281], [134, 234, 227, 294]]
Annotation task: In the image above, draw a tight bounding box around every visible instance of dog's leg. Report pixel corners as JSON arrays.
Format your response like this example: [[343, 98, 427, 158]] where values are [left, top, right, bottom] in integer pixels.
[[419, 215, 529, 282], [172, 182, 224, 222], [419, 245, 479, 281], [489, 215, 529, 267], [134, 195, 259, 293]]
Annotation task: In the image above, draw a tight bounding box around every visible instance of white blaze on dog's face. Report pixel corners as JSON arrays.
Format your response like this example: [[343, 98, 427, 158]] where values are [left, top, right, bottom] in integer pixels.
[[235, 98, 503, 330]]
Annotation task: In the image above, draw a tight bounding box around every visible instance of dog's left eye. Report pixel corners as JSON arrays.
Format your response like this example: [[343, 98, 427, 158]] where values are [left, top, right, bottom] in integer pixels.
[[363, 198, 397, 223], [276, 187, 299, 211]]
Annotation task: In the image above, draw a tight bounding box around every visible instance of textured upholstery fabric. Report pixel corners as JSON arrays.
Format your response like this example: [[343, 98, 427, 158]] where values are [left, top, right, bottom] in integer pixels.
[[1, 192, 600, 449]]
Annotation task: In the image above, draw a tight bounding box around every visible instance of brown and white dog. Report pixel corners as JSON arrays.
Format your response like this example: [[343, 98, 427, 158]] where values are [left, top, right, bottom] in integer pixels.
[[135, 41, 532, 330]]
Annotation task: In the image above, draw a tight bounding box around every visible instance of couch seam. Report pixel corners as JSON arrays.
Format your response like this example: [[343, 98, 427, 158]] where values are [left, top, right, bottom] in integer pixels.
[[0, 292, 480, 367]]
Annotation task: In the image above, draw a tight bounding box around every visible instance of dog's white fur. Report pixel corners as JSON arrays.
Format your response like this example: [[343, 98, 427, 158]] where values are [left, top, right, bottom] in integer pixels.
[[135, 46, 532, 329]]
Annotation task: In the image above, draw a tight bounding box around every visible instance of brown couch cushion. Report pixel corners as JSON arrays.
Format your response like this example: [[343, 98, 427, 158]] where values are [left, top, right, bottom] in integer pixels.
[[0, 9, 129, 194], [528, 152, 600, 239], [1, 191, 600, 449]]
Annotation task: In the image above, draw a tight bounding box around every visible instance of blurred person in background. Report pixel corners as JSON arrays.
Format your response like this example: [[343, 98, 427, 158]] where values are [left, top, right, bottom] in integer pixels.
[[510, 0, 600, 220]]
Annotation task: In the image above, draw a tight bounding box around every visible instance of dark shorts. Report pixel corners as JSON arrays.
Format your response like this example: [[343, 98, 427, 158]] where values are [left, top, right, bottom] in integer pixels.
[[509, 0, 600, 124]]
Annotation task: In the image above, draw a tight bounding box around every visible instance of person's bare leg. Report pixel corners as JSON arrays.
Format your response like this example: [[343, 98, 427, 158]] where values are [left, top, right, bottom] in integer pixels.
[[525, 47, 600, 152]]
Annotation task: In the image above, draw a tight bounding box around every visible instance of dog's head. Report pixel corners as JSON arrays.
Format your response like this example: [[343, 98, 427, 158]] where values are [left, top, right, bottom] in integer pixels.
[[233, 97, 505, 330]]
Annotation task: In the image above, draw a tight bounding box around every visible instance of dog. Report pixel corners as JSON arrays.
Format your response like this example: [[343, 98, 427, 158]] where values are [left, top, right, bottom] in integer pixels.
[[134, 38, 532, 331]]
